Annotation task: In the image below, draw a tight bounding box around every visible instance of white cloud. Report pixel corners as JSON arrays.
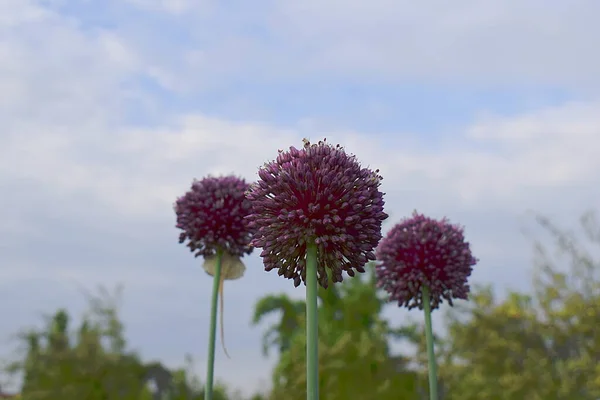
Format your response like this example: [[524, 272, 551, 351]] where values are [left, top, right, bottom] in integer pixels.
[[32, 0, 596, 93], [12, 97, 600, 216], [105, 0, 600, 91], [0, 1, 144, 127], [261, 0, 600, 88], [463, 101, 600, 190], [124, 0, 209, 15], [0, 0, 48, 27]]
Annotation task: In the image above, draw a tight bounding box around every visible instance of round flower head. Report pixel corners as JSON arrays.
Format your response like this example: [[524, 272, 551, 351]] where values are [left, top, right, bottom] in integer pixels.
[[376, 211, 478, 310], [246, 138, 388, 288], [175, 175, 254, 258]]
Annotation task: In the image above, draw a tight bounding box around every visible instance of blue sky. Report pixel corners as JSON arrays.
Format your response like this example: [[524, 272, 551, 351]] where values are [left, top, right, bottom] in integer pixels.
[[1, 0, 600, 395]]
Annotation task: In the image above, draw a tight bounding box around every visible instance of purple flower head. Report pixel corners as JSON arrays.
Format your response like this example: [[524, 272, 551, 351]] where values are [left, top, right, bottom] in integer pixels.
[[246, 138, 389, 288], [175, 175, 254, 258], [375, 211, 478, 310]]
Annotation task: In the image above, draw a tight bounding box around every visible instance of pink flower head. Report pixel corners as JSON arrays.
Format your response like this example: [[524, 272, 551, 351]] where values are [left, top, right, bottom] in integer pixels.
[[246, 138, 388, 288], [376, 211, 478, 310], [175, 175, 254, 258]]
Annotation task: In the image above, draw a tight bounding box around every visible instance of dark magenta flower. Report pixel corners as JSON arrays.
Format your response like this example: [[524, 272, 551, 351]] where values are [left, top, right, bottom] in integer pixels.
[[375, 211, 478, 310], [175, 175, 254, 258], [246, 138, 389, 288]]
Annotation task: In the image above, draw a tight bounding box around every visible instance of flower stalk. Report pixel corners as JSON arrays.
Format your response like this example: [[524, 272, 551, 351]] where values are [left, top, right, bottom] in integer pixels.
[[204, 248, 223, 400], [422, 285, 439, 400], [305, 242, 319, 400]]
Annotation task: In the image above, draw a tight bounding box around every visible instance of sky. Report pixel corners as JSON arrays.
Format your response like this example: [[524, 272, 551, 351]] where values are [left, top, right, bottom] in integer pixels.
[[1, 0, 600, 395]]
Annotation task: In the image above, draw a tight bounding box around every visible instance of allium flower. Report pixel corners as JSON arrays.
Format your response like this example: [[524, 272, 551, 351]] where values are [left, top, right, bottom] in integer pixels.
[[246, 138, 389, 288], [376, 211, 478, 310], [175, 175, 254, 258]]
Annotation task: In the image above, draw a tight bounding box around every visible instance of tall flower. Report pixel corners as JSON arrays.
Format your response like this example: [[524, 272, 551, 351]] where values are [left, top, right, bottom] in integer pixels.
[[174, 175, 253, 400], [246, 138, 389, 288], [375, 211, 477, 400], [246, 138, 388, 400], [375, 211, 477, 310], [175, 176, 254, 259]]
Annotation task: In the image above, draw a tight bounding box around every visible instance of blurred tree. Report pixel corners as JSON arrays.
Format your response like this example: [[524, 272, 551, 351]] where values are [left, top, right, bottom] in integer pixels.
[[9, 287, 149, 399], [437, 211, 600, 400], [166, 354, 235, 400], [254, 264, 419, 400], [6, 287, 250, 400], [252, 294, 305, 356]]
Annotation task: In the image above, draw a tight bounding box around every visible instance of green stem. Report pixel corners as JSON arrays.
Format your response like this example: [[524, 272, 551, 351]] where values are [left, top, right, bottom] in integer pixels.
[[205, 249, 223, 400], [306, 242, 319, 400], [422, 285, 439, 400]]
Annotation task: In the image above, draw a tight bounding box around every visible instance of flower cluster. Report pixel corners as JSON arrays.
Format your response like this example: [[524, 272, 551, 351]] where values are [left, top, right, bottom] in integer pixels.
[[175, 176, 254, 258], [375, 211, 477, 310], [246, 138, 388, 288]]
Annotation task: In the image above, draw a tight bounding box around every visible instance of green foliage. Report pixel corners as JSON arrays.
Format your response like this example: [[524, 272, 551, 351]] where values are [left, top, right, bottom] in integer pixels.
[[13, 288, 149, 399], [438, 212, 600, 399], [254, 265, 419, 400], [251, 294, 305, 356], [5, 287, 266, 400]]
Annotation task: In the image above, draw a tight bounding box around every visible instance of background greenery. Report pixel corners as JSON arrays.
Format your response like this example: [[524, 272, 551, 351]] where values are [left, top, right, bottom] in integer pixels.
[[1, 212, 598, 399]]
